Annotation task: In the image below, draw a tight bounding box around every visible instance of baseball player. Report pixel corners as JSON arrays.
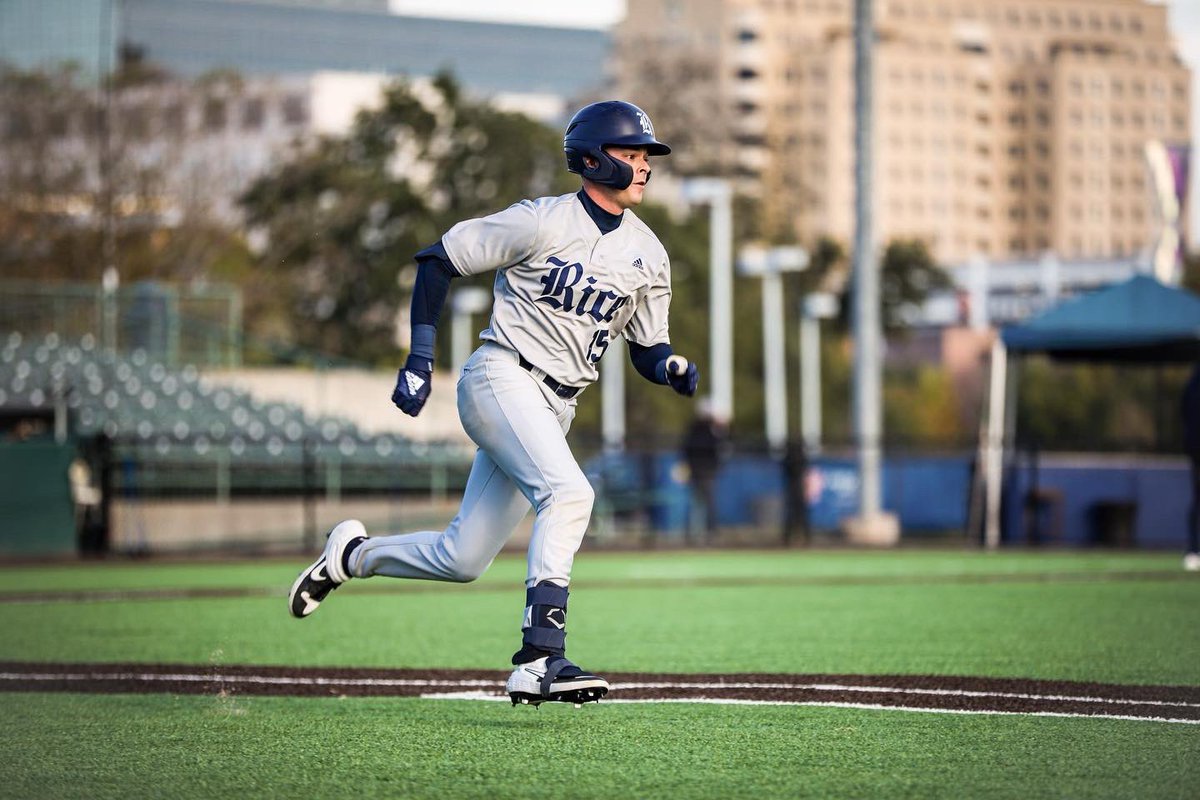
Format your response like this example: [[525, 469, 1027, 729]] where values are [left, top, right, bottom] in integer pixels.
[[288, 100, 699, 707]]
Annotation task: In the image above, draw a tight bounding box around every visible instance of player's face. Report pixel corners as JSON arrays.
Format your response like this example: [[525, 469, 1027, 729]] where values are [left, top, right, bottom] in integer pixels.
[[606, 146, 652, 208], [583, 146, 652, 212]]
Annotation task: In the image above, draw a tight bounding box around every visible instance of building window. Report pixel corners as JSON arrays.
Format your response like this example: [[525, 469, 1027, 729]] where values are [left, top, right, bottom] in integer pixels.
[[241, 98, 265, 130], [123, 107, 149, 139], [162, 104, 185, 134], [282, 95, 308, 126], [203, 99, 226, 132], [46, 111, 70, 138]]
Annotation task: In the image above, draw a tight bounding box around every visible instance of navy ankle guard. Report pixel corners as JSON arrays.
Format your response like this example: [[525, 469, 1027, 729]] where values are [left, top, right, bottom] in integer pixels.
[[521, 581, 568, 655]]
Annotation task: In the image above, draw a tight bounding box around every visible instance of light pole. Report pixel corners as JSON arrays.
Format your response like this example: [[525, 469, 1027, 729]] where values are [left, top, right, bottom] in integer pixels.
[[601, 336, 625, 453], [800, 292, 838, 454], [681, 178, 734, 424], [737, 245, 808, 454], [450, 287, 491, 375], [846, 0, 899, 544]]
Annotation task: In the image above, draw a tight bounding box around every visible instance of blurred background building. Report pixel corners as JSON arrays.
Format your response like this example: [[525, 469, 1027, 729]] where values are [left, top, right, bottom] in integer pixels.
[[1, 0, 1198, 555], [615, 0, 1192, 267], [1, 0, 608, 122]]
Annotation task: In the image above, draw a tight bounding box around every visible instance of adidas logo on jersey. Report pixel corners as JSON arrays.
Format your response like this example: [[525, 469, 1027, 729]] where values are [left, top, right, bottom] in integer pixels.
[[405, 372, 426, 395], [631, 258, 644, 270]]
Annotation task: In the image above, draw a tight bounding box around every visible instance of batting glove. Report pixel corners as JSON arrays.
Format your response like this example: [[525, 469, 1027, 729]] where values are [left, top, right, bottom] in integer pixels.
[[663, 355, 699, 397], [392, 354, 433, 417]]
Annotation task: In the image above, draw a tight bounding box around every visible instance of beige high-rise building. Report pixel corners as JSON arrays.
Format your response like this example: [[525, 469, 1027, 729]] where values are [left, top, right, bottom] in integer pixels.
[[614, 0, 1191, 264]]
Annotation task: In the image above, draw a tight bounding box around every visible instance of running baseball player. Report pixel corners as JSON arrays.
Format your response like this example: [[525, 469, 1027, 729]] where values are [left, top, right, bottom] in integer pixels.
[[288, 100, 699, 707]]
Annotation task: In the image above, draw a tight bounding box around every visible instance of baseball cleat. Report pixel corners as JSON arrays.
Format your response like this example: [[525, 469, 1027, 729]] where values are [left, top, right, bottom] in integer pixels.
[[287, 519, 367, 618], [506, 655, 609, 707]]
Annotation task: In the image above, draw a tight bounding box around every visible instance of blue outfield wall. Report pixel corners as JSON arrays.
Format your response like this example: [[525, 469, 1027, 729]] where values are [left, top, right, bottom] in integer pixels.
[[586, 451, 1191, 548], [1000, 456, 1190, 548]]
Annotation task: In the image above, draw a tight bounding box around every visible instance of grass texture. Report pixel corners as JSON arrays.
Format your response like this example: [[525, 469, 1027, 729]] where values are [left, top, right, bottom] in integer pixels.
[[1, 549, 1198, 798], [2, 693, 1197, 800], [1, 550, 1197, 684]]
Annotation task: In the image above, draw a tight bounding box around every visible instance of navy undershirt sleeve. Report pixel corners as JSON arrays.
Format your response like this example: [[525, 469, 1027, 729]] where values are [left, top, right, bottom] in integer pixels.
[[411, 240, 460, 328], [628, 341, 674, 384]]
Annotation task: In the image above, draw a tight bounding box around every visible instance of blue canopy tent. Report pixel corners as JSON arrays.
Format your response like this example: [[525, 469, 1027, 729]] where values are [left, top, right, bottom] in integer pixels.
[[979, 275, 1200, 547], [1003, 275, 1200, 362]]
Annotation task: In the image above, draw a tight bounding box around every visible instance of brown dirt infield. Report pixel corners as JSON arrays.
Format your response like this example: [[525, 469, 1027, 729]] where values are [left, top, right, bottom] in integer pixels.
[[2, 661, 1197, 722]]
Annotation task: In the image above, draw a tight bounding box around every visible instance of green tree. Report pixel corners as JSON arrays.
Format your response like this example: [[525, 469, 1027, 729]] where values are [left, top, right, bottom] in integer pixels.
[[1016, 357, 1187, 452], [0, 64, 255, 286], [240, 73, 575, 364]]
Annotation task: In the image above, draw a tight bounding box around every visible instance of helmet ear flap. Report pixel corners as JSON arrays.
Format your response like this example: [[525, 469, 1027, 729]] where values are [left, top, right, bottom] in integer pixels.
[[576, 147, 633, 190]]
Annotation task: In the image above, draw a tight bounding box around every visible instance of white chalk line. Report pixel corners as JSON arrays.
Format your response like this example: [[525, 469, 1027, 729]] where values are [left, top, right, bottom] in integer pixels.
[[615, 682, 1200, 709], [2, 670, 1198, 722], [417, 691, 1200, 725], [0, 672, 496, 688]]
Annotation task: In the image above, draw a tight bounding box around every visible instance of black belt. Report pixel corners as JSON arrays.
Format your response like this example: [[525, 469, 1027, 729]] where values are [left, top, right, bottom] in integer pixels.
[[518, 354, 583, 399]]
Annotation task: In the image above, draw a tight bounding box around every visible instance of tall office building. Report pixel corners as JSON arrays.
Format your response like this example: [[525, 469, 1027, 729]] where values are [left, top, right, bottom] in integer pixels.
[[615, 0, 1192, 264]]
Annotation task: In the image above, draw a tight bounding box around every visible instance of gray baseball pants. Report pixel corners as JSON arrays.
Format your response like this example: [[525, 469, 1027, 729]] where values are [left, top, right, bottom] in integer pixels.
[[348, 342, 593, 588]]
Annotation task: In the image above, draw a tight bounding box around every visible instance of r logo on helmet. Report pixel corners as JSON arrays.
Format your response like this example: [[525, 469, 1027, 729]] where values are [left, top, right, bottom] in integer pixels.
[[637, 111, 654, 136]]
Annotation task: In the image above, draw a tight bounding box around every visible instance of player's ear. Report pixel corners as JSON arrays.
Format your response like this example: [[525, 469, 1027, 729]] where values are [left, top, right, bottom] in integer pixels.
[[583, 154, 599, 169]]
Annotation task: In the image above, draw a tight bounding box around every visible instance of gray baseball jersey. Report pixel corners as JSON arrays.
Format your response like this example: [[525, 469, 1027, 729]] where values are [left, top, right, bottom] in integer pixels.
[[442, 192, 672, 387]]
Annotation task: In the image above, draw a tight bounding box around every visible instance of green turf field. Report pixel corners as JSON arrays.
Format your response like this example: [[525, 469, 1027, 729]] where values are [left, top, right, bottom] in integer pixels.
[[2, 549, 1198, 799]]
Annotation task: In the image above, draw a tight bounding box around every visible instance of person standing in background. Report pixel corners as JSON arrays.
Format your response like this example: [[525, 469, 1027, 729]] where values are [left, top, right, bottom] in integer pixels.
[[1182, 364, 1200, 571]]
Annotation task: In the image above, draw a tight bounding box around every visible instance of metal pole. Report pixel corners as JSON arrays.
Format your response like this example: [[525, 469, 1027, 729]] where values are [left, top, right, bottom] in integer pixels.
[[800, 314, 821, 453], [710, 187, 734, 424], [683, 179, 734, 423], [984, 338, 1007, 550], [762, 268, 786, 453], [450, 287, 490, 375], [852, 0, 881, 517], [601, 337, 625, 453], [450, 309, 472, 376], [229, 287, 243, 368], [99, 0, 117, 290]]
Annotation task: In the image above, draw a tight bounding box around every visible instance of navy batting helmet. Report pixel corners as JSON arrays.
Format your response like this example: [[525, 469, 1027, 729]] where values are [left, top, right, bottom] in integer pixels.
[[564, 101, 671, 190]]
